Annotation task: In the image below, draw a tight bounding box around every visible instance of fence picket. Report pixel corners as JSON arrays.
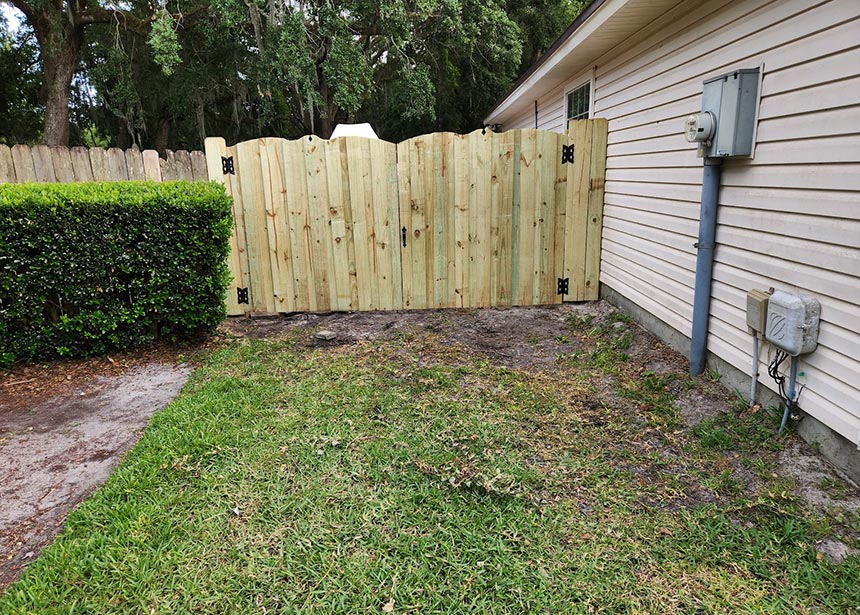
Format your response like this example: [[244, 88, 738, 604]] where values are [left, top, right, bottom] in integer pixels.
[[259, 138, 294, 313], [51, 147, 75, 182], [11, 145, 36, 182], [31, 145, 57, 182], [107, 148, 128, 180], [326, 139, 356, 311], [304, 137, 334, 312], [70, 147, 94, 181], [142, 150, 162, 181], [565, 120, 593, 300], [0, 146, 16, 183], [585, 118, 609, 301], [89, 148, 110, 180], [125, 149, 145, 181]]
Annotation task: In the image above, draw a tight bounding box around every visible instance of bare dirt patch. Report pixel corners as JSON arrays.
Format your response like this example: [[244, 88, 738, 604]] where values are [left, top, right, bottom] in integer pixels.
[[0, 363, 190, 588], [221, 303, 860, 515]]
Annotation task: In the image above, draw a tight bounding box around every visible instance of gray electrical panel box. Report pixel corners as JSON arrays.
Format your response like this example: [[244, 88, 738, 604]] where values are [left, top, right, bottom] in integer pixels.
[[746, 288, 771, 334], [699, 68, 760, 158], [765, 290, 821, 356]]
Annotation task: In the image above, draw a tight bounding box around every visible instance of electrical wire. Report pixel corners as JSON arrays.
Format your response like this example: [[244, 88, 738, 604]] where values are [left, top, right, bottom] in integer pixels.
[[767, 350, 789, 403], [768, 350, 806, 430]]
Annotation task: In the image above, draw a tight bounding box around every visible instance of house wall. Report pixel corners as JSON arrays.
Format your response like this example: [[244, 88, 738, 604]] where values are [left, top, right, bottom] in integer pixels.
[[501, 0, 860, 447]]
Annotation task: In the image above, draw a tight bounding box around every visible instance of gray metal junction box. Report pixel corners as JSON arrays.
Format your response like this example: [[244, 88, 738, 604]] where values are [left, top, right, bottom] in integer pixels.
[[765, 290, 821, 356], [700, 68, 760, 158]]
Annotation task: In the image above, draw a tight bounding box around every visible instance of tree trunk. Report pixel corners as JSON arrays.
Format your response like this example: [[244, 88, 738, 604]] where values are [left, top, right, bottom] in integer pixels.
[[153, 118, 171, 155], [38, 25, 83, 147]]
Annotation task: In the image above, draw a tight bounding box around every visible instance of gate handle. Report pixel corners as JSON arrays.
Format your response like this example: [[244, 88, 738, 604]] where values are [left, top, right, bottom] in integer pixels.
[[402, 226, 407, 248]]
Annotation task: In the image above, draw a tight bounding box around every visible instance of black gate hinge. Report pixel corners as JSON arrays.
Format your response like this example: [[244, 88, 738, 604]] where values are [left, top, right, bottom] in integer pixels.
[[557, 278, 569, 296], [561, 144, 575, 164], [222, 156, 235, 175], [237, 287, 249, 304]]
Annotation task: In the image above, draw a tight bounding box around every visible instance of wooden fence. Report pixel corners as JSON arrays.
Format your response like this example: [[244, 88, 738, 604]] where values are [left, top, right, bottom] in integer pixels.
[[206, 121, 607, 316], [0, 144, 208, 183]]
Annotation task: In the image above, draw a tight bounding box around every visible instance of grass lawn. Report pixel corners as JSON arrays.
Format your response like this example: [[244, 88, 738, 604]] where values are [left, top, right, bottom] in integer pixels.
[[1, 307, 858, 614]]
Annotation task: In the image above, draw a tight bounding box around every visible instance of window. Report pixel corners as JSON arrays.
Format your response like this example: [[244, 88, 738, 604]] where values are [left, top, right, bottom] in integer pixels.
[[566, 82, 591, 122]]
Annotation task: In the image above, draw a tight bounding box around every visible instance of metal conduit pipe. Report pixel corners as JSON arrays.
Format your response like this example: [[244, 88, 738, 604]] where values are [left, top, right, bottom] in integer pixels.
[[779, 355, 799, 435], [689, 158, 723, 376], [750, 334, 759, 404]]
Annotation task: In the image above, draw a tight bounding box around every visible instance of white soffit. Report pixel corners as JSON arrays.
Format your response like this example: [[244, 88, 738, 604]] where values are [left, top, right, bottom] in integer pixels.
[[486, 0, 680, 124]]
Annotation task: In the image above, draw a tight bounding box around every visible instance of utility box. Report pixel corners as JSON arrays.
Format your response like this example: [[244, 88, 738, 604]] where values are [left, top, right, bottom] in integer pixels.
[[697, 68, 760, 158], [746, 289, 772, 334], [765, 290, 821, 356]]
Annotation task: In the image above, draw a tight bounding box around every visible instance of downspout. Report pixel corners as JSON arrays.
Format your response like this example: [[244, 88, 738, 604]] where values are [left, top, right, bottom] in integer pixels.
[[689, 158, 723, 376]]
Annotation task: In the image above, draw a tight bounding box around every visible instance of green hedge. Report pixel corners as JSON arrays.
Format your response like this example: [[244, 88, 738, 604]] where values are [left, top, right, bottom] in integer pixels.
[[0, 181, 233, 365]]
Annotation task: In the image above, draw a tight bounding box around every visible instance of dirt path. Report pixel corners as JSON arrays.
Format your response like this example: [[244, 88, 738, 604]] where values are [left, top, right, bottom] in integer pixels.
[[0, 364, 190, 588]]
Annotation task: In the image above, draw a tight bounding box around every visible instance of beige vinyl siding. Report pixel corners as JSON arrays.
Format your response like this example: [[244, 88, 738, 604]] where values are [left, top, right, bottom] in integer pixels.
[[503, 85, 568, 131], [591, 0, 860, 444]]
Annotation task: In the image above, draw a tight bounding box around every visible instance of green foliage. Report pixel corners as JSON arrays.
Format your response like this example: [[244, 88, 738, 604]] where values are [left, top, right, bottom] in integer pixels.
[[9, 0, 586, 148], [0, 182, 233, 365], [506, 0, 587, 71], [0, 15, 42, 144], [148, 10, 182, 76]]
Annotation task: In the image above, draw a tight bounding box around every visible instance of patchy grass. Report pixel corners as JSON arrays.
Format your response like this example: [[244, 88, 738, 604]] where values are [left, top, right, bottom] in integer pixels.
[[2, 311, 859, 614]]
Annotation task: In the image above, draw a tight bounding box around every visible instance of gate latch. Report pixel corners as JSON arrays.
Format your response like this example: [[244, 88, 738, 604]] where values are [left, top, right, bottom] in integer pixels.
[[557, 278, 569, 296]]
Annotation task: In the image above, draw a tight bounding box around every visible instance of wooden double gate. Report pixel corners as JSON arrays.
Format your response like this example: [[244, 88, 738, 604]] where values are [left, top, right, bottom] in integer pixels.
[[204, 121, 607, 316]]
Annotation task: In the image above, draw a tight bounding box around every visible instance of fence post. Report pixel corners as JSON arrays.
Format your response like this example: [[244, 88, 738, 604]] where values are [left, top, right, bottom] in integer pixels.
[[205, 137, 247, 317]]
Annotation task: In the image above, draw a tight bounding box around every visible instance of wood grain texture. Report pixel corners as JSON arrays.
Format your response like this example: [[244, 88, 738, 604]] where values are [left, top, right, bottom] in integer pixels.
[[160, 150, 177, 181], [190, 151, 208, 180], [11, 145, 36, 183], [70, 147, 94, 181], [107, 148, 128, 181], [31, 145, 57, 182], [259, 139, 295, 313], [174, 150, 194, 180], [204, 136, 247, 316], [142, 150, 162, 181], [0, 145, 16, 183], [0, 145, 206, 184], [89, 148, 111, 181], [50, 147, 75, 182], [203, 127, 603, 315], [585, 118, 608, 300], [125, 149, 145, 181]]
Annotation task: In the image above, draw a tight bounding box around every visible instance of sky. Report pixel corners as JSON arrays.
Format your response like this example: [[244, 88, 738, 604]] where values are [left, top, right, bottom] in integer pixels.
[[1, 3, 22, 33]]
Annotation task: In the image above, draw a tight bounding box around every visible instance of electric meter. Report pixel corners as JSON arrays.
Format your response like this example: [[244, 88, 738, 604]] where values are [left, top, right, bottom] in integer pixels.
[[684, 112, 715, 144]]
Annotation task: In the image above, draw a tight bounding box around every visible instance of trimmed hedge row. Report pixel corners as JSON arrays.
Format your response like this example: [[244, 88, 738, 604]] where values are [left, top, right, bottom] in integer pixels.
[[0, 181, 233, 365]]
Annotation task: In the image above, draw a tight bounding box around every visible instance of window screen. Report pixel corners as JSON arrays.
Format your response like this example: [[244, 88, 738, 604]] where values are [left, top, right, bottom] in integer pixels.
[[566, 82, 591, 122]]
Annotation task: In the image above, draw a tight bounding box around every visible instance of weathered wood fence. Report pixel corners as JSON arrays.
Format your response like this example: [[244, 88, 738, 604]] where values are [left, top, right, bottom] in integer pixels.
[[0, 144, 208, 183], [206, 121, 607, 316]]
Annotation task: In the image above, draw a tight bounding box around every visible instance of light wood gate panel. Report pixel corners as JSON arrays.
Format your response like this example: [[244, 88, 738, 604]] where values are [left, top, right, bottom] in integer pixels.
[[563, 118, 608, 302], [205, 136, 402, 315], [206, 124, 606, 315], [398, 129, 571, 310]]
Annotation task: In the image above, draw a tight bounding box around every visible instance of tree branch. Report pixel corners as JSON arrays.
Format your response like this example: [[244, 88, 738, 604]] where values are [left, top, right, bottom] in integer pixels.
[[75, 8, 151, 34], [74, 6, 207, 34]]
